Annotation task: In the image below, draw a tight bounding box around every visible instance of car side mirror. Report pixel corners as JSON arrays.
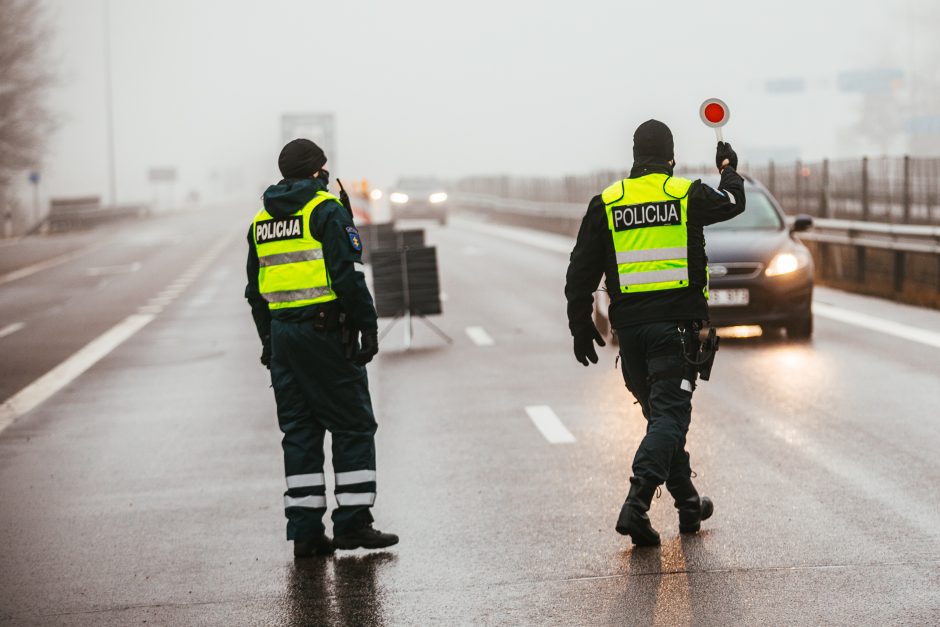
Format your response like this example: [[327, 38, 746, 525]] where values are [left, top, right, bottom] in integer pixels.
[[791, 214, 813, 232]]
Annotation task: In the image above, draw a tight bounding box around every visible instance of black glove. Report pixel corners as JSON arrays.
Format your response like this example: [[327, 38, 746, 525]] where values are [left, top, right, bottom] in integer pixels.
[[354, 330, 379, 366], [260, 337, 272, 369], [573, 324, 606, 367], [716, 141, 738, 172]]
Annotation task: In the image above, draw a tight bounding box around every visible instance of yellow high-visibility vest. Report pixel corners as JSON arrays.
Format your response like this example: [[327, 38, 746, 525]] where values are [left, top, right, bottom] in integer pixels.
[[603, 173, 705, 296], [251, 191, 339, 310]]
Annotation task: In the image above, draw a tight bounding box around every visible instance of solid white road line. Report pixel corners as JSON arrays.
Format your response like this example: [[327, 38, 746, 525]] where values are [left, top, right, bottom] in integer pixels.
[[0, 235, 236, 434], [0, 313, 156, 433], [0, 246, 96, 286], [525, 405, 576, 444], [465, 326, 495, 346], [0, 322, 26, 339], [813, 302, 940, 349]]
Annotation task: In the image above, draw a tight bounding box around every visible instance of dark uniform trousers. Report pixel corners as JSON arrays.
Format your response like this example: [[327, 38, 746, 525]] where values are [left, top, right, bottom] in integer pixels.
[[617, 320, 696, 485], [270, 318, 377, 541]]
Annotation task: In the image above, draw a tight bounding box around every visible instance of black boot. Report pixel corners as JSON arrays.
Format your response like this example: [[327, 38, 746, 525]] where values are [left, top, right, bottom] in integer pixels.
[[293, 533, 334, 558], [666, 477, 714, 534], [333, 524, 399, 550], [615, 476, 661, 546]]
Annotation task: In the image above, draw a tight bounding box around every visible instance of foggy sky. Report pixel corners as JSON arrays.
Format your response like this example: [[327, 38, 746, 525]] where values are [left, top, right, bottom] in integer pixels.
[[37, 0, 936, 207]]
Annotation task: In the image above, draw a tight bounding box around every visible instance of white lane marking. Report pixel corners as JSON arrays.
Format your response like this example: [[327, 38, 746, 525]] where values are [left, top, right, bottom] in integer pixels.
[[465, 326, 495, 346], [0, 314, 156, 433], [0, 246, 96, 286], [525, 405, 576, 444], [0, 322, 26, 339], [85, 262, 142, 277], [814, 302, 940, 349], [0, 234, 236, 434]]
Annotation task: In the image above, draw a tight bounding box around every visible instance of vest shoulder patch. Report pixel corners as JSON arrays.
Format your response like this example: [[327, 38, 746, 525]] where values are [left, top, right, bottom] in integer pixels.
[[611, 200, 682, 231], [256, 216, 304, 244], [346, 226, 362, 252], [601, 181, 625, 205]]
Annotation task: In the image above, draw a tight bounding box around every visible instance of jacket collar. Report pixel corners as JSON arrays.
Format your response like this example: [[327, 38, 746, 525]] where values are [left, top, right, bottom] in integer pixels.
[[630, 156, 674, 179]]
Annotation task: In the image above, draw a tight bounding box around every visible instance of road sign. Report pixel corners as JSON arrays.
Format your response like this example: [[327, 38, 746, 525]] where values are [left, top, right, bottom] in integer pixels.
[[148, 167, 177, 183], [700, 98, 730, 141], [28, 171, 40, 185]]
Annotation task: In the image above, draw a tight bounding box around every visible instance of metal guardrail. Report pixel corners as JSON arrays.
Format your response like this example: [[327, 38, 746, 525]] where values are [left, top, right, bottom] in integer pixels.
[[798, 218, 940, 255]]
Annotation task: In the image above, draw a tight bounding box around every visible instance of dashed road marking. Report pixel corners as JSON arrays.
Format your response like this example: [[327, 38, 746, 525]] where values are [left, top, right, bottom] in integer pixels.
[[465, 326, 495, 346], [0, 246, 96, 286], [0, 322, 25, 339], [814, 302, 940, 349], [86, 262, 142, 277], [525, 405, 576, 444]]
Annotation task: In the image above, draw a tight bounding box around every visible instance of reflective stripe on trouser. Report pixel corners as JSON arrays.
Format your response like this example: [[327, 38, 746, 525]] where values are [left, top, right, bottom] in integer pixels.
[[271, 318, 378, 540], [335, 469, 377, 507]]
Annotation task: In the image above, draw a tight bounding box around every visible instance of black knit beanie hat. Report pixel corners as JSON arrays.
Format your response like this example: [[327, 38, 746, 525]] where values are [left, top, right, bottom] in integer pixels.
[[278, 138, 327, 179], [633, 119, 675, 162]]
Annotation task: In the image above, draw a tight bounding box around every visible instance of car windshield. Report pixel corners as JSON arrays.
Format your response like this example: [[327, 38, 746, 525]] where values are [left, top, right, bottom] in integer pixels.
[[705, 189, 783, 231]]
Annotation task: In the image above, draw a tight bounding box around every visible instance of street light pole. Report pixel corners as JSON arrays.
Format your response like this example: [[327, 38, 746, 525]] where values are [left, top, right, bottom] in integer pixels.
[[103, 0, 117, 206]]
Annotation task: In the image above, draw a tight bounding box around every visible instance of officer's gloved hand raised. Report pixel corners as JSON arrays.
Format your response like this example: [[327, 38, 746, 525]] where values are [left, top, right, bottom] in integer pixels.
[[716, 142, 738, 173], [354, 331, 379, 366], [573, 324, 606, 367], [260, 337, 272, 369]]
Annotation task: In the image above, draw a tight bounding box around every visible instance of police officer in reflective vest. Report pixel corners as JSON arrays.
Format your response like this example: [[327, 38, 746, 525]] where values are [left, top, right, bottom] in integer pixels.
[[565, 120, 745, 545], [246, 138, 398, 556]]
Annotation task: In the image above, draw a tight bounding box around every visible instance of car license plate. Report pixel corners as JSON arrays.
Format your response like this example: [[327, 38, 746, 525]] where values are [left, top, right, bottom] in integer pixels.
[[710, 288, 749, 307]]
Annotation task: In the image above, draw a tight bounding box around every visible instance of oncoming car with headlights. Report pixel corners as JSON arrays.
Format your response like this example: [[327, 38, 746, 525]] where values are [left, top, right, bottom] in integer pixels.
[[703, 176, 815, 339], [389, 177, 450, 225]]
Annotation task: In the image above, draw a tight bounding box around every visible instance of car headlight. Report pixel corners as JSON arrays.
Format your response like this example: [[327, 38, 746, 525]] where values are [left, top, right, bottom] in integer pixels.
[[765, 250, 809, 277], [369, 189, 383, 201], [389, 192, 409, 204], [429, 192, 448, 204]]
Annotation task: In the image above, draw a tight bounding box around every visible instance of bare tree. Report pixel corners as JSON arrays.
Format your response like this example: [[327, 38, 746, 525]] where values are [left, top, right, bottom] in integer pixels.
[[0, 0, 54, 227]]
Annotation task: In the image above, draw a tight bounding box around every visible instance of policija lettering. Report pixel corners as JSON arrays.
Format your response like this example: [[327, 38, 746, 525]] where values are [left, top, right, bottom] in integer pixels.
[[256, 216, 303, 244], [612, 200, 681, 232]]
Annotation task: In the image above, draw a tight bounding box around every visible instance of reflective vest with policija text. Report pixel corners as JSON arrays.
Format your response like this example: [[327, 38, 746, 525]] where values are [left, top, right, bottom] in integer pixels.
[[252, 191, 340, 310], [602, 173, 707, 298]]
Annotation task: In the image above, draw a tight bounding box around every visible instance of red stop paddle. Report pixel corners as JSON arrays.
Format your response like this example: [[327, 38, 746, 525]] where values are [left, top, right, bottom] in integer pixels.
[[699, 98, 730, 142]]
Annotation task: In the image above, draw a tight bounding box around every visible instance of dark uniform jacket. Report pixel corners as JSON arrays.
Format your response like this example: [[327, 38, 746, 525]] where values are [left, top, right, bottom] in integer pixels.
[[245, 178, 378, 343], [565, 161, 746, 335]]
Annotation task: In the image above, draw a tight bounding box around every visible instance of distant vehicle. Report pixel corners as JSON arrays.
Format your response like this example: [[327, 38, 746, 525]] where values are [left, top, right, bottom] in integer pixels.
[[389, 177, 450, 225], [594, 176, 815, 341]]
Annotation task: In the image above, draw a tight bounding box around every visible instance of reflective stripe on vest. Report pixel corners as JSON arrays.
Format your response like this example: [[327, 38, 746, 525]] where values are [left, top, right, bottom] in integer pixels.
[[251, 191, 339, 310], [603, 173, 694, 294]]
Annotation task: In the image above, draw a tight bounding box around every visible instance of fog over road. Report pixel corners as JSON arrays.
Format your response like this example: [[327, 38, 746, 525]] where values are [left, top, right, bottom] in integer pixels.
[[1, 208, 938, 625]]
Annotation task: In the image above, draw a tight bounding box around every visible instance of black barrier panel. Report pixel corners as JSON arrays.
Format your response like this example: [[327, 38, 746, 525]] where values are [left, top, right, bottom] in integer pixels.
[[358, 224, 425, 264], [372, 246, 442, 318], [358, 223, 395, 264]]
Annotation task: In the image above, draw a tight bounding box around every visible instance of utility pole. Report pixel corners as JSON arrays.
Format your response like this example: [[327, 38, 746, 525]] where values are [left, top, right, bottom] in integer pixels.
[[103, 0, 117, 206]]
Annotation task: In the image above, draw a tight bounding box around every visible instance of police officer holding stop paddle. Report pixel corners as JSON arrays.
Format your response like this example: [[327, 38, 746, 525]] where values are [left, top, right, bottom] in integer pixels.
[[565, 120, 745, 545]]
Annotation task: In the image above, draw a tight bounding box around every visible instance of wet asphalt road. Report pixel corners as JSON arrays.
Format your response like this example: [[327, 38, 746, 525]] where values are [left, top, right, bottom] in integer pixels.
[[0, 207, 938, 625]]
